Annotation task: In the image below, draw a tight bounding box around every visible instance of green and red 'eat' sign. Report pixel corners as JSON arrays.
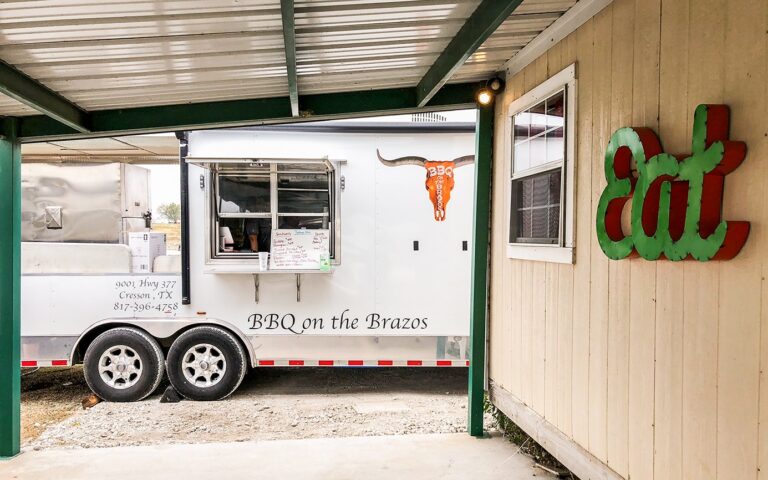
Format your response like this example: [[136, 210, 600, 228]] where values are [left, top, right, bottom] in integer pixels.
[[596, 104, 749, 261]]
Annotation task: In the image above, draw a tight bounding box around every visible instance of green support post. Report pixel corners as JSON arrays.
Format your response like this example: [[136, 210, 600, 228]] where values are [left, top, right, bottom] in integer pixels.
[[279, 0, 299, 117], [468, 105, 493, 437], [0, 118, 21, 458]]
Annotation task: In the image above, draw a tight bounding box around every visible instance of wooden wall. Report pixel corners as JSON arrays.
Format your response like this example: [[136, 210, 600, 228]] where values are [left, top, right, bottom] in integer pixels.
[[488, 0, 768, 478]]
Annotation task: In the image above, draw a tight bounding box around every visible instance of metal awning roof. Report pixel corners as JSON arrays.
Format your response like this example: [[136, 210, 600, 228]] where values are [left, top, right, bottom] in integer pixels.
[[0, 0, 603, 142], [20, 133, 179, 163]]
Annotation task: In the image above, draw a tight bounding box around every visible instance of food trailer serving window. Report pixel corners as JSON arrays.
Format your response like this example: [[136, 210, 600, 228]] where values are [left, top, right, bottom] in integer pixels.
[[188, 157, 339, 264]]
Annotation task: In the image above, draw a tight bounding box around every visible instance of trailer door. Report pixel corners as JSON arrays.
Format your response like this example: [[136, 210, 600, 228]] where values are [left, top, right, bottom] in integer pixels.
[[373, 149, 474, 337]]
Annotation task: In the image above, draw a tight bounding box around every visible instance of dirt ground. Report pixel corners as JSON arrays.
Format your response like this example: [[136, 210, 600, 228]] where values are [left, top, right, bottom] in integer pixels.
[[21, 367, 89, 444], [22, 366, 493, 450]]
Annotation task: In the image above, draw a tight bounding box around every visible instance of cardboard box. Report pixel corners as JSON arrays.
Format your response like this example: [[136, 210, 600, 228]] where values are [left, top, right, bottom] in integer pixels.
[[128, 232, 166, 273], [131, 257, 152, 273]]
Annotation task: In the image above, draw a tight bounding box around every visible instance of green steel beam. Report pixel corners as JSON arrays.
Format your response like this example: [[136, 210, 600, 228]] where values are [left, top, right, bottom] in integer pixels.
[[0, 118, 21, 458], [280, 0, 299, 117], [468, 104, 493, 437], [0, 61, 90, 133], [17, 82, 483, 142], [416, 0, 523, 107]]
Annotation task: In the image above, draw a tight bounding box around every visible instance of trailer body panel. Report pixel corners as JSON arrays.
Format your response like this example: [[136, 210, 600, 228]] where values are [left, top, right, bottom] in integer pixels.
[[21, 125, 476, 366]]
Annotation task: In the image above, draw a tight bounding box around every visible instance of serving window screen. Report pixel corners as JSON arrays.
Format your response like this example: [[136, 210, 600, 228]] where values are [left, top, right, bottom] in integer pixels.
[[218, 174, 271, 215], [211, 162, 336, 259], [277, 168, 331, 230]]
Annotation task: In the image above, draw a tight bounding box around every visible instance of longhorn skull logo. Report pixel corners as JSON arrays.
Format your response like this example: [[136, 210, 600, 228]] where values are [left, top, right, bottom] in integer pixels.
[[377, 149, 475, 221]]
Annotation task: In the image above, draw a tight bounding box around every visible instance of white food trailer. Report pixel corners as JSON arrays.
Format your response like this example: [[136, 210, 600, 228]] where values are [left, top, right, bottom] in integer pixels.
[[20, 118, 477, 402]]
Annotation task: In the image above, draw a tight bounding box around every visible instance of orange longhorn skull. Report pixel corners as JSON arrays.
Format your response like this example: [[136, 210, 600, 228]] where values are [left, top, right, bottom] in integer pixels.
[[377, 150, 475, 221]]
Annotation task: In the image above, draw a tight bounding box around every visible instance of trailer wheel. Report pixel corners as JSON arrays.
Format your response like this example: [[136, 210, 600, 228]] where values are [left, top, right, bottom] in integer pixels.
[[166, 326, 247, 401], [83, 327, 165, 402]]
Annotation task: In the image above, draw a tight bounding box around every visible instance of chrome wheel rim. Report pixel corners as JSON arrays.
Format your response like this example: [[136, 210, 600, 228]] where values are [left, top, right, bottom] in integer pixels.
[[98, 345, 143, 390], [182, 343, 227, 388]]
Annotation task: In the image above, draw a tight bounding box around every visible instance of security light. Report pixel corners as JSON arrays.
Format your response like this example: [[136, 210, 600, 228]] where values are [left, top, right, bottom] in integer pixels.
[[476, 88, 493, 106], [476, 77, 504, 106]]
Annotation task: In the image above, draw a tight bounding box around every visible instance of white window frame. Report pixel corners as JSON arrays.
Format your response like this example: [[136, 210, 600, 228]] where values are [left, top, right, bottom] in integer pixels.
[[209, 163, 337, 261], [190, 157, 343, 273], [505, 63, 577, 264]]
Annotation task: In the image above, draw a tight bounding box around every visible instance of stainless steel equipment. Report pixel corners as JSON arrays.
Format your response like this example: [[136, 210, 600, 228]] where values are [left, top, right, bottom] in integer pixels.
[[21, 163, 151, 243]]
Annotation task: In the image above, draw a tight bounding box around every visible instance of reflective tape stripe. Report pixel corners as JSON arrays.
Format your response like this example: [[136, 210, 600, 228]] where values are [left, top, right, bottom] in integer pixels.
[[21, 360, 69, 367], [254, 360, 468, 367], [21, 359, 468, 368]]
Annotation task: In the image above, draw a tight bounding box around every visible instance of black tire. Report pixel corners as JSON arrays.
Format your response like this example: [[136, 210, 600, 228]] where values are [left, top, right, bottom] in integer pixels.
[[83, 327, 165, 402], [166, 326, 248, 401]]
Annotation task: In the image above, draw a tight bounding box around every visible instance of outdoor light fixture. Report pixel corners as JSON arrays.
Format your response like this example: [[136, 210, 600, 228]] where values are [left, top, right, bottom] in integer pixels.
[[476, 88, 493, 106], [475, 77, 505, 106]]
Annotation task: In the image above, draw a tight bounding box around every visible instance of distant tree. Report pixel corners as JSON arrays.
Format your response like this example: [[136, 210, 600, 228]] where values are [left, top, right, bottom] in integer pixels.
[[158, 202, 181, 224]]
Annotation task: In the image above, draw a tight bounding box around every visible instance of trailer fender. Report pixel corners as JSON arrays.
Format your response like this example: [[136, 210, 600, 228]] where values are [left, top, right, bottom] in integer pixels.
[[70, 318, 257, 367]]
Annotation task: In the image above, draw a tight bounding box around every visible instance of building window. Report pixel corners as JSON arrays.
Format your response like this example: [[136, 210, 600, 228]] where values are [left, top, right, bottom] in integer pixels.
[[209, 160, 338, 261], [512, 168, 562, 244], [507, 64, 576, 264]]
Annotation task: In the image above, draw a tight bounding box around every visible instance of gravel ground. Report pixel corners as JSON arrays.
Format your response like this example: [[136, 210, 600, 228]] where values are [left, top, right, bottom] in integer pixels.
[[23, 367, 494, 450]]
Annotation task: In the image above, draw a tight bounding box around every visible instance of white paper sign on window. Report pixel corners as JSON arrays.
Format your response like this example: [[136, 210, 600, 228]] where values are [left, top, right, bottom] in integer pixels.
[[270, 229, 330, 270]]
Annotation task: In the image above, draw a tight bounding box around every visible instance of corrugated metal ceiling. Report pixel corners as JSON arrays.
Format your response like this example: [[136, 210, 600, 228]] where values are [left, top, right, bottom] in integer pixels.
[[0, 0, 576, 117], [21, 133, 179, 161]]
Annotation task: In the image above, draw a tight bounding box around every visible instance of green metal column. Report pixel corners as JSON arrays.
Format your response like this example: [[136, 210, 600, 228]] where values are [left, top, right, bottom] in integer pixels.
[[468, 104, 493, 437], [0, 118, 21, 458]]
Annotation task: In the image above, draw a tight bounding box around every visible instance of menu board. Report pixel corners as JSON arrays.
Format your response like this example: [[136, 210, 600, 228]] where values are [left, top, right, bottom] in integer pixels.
[[269, 229, 330, 270]]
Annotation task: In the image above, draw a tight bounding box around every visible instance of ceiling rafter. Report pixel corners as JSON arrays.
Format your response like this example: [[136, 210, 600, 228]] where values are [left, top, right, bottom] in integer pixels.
[[280, 0, 299, 117], [0, 61, 90, 133], [416, 0, 524, 107]]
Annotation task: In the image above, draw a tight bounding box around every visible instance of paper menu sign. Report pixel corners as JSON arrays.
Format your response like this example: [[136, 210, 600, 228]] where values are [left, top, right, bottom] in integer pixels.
[[269, 229, 330, 270]]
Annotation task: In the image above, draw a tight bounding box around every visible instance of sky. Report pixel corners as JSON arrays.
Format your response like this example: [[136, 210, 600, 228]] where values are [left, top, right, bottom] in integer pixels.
[[146, 164, 181, 221]]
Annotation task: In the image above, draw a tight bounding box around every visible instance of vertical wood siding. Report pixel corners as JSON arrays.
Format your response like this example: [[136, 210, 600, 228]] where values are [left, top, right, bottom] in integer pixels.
[[488, 0, 768, 478]]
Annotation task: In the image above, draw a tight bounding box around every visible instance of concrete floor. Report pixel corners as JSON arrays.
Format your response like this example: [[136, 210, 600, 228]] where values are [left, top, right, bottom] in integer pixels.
[[0, 433, 553, 480]]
